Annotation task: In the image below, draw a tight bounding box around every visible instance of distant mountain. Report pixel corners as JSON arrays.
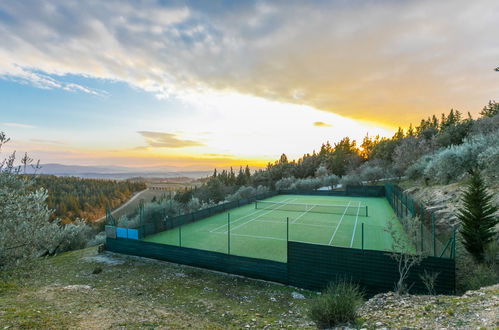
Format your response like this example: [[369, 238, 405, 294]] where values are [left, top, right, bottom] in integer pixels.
[[29, 163, 212, 180]]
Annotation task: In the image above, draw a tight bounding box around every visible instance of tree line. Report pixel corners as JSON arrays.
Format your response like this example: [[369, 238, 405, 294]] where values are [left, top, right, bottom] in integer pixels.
[[172, 100, 498, 205], [31, 175, 146, 223]]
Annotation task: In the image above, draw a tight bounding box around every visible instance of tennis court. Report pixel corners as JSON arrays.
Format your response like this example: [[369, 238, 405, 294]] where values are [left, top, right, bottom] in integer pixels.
[[143, 194, 406, 262]]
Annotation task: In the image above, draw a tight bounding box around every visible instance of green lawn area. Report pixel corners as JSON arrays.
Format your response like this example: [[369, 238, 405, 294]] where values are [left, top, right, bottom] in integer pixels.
[[143, 194, 407, 262]]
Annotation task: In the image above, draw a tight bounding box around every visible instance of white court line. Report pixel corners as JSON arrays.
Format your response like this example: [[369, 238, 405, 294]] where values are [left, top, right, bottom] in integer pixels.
[[225, 198, 297, 233], [251, 219, 334, 229], [212, 231, 285, 241], [349, 201, 362, 248], [209, 197, 294, 233], [328, 201, 352, 246], [291, 205, 314, 224], [212, 231, 335, 246]]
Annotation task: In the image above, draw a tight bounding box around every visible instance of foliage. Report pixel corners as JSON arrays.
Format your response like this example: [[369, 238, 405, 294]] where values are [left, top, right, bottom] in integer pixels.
[[0, 133, 94, 267], [339, 174, 362, 186], [457, 171, 498, 263], [479, 100, 499, 118], [419, 270, 440, 295], [385, 217, 425, 294], [32, 175, 146, 222], [358, 163, 385, 184], [308, 279, 364, 329], [421, 131, 499, 184]]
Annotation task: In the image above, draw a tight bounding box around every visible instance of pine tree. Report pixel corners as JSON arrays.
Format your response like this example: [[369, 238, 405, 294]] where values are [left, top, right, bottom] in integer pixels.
[[458, 171, 498, 263]]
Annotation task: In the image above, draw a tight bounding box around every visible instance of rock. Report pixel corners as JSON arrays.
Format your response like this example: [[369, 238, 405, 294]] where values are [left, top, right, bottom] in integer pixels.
[[291, 292, 305, 299], [375, 321, 383, 327], [63, 285, 92, 291], [269, 297, 277, 302]]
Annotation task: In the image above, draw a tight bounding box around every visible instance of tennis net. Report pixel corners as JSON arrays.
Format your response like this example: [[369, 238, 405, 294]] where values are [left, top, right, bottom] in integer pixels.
[[255, 200, 368, 217]]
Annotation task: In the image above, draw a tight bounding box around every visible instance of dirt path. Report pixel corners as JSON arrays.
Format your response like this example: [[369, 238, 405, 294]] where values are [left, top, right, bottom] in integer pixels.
[[94, 189, 149, 223]]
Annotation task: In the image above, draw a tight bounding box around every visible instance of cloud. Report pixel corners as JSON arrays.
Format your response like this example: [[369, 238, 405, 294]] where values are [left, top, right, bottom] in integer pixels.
[[0, 1, 498, 125], [138, 131, 203, 148], [313, 121, 331, 127], [3, 122, 35, 128], [30, 138, 67, 145], [203, 153, 235, 158]]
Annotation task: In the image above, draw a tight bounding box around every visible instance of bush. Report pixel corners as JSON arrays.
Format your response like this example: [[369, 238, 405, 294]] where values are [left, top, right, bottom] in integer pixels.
[[339, 174, 362, 186], [459, 263, 498, 291], [456, 239, 499, 292], [405, 155, 432, 181], [359, 164, 385, 184], [275, 177, 296, 190], [308, 280, 364, 329], [320, 174, 340, 188]]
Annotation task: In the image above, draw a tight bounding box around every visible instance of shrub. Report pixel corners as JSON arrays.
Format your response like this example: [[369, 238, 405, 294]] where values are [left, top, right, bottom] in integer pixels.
[[0, 133, 94, 267], [459, 263, 498, 291], [405, 155, 432, 181], [339, 174, 362, 186], [293, 177, 323, 190], [320, 174, 340, 188], [275, 177, 296, 190], [308, 280, 364, 329], [359, 164, 385, 184]]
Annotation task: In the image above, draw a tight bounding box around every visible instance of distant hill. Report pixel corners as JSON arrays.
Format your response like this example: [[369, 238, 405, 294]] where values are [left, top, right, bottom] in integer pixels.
[[29, 163, 212, 180]]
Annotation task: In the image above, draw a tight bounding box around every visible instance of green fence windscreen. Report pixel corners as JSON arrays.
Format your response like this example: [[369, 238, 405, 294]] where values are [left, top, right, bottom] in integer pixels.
[[384, 184, 456, 258], [287, 241, 455, 296], [106, 238, 288, 284]]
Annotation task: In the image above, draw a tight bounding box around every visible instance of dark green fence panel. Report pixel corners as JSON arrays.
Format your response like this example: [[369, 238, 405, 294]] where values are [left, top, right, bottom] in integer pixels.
[[345, 185, 385, 197], [134, 191, 278, 237], [384, 183, 455, 258], [287, 242, 455, 296], [106, 238, 287, 284], [279, 190, 347, 196], [279, 185, 385, 197]]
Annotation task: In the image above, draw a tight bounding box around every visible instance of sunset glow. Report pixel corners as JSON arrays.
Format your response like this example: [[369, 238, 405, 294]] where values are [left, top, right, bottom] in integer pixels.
[[1, 1, 498, 170]]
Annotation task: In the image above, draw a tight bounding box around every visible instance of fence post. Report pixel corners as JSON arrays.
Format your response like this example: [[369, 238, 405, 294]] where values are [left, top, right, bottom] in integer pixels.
[[405, 194, 408, 217], [361, 223, 364, 250], [452, 229, 456, 259], [432, 213, 436, 257], [179, 225, 182, 247], [286, 217, 289, 242], [420, 218, 424, 254], [228, 213, 231, 255]]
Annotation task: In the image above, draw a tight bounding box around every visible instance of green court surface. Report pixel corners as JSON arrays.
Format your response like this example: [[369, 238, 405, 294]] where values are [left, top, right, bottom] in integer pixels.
[[143, 194, 407, 262]]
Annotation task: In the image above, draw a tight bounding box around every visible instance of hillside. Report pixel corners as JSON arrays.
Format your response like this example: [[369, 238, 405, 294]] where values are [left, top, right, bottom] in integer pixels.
[[1, 246, 497, 329]]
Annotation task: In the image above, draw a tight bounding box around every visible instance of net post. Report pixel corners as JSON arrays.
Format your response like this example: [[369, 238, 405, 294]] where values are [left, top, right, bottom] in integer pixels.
[[365, 206, 368, 217], [228, 213, 231, 255], [255, 201, 257, 209], [361, 223, 364, 250]]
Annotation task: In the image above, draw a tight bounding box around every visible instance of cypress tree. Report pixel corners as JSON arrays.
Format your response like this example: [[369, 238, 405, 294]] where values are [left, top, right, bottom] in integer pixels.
[[458, 171, 498, 263]]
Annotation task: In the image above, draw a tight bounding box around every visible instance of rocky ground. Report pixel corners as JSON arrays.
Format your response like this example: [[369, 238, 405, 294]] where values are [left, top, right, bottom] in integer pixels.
[[358, 285, 498, 329], [1, 246, 497, 329], [402, 180, 499, 236]]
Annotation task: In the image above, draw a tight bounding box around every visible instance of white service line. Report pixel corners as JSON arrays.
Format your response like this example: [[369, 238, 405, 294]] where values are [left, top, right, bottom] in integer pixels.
[[212, 231, 286, 241], [225, 198, 297, 233], [209, 197, 294, 233], [349, 201, 362, 248], [251, 219, 334, 229], [328, 200, 352, 246], [291, 205, 314, 224]]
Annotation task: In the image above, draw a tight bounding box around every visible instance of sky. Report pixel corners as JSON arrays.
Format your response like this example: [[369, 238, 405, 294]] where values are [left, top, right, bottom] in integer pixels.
[[0, 0, 498, 170]]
